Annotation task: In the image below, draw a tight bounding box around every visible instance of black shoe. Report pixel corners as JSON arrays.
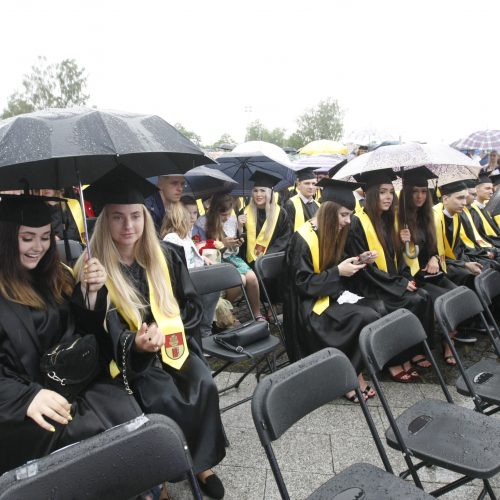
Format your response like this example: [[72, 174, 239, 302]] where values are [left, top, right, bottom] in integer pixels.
[[454, 329, 478, 343], [198, 473, 224, 499]]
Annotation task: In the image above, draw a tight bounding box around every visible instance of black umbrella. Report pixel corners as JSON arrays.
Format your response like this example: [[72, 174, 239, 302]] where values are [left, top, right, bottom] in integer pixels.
[[184, 165, 238, 199], [0, 107, 214, 190]]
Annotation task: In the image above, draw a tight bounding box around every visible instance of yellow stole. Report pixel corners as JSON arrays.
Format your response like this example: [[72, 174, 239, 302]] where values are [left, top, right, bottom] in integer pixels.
[[394, 217, 420, 276], [471, 202, 498, 237], [291, 194, 320, 231], [297, 222, 329, 315], [67, 198, 86, 244], [354, 198, 363, 214], [495, 214, 500, 227], [355, 210, 395, 273], [433, 206, 458, 264], [461, 207, 490, 249], [106, 257, 189, 377], [244, 205, 280, 263], [196, 199, 205, 216]]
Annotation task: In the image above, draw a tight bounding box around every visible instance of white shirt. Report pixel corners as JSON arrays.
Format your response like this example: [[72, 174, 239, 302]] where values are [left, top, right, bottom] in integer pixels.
[[163, 232, 204, 269], [195, 215, 239, 258]]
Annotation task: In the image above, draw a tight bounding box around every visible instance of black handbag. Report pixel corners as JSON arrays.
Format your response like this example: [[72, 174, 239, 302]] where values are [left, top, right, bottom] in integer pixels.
[[213, 321, 270, 357], [40, 335, 100, 401]]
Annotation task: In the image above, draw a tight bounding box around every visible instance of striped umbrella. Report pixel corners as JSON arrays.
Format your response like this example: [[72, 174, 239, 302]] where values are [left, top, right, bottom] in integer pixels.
[[455, 130, 500, 151]]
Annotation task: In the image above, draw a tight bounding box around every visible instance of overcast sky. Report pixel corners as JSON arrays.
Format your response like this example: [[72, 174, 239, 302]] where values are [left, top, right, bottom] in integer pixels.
[[2, 0, 499, 146]]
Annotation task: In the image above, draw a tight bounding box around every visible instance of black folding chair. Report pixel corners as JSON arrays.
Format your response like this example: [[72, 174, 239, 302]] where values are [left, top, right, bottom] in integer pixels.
[[360, 309, 500, 499], [254, 251, 285, 344], [251, 348, 433, 500], [435, 285, 500, 416], [475, 268, 500, 349], [0, 414, 202, 500], [56, 239, 84, 265], [189, 263, 281, 412]]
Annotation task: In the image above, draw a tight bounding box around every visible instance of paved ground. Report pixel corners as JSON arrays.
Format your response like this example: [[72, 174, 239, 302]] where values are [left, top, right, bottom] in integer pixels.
[[166, 368, 500, 499]]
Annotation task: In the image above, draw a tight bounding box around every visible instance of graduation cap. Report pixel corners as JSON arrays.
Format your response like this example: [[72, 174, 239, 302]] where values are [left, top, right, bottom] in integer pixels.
[[295, 167, 317, 181], [313, 159, 348, 177], [463, 178, 478, 189], [489, 169, 500, 185], [248, 170, 282, 189], [353, 168, 397, 188], [316, 179, 364, 210], [0, 194, 64, 227], [401, 167, 438, 187], [477, 169, 493, 185], [439, 180, 468, 196], [84, 165, 158, 213]]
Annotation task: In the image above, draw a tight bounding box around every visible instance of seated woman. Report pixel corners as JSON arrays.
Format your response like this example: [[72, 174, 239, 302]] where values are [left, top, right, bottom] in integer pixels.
[[284, 179, 383, 402], [196, 193, 264, 320], [346, 169, 434, 383], [397, 168, 457, 366], [0, 194, 141, 475], [75, 167, 226, 499]]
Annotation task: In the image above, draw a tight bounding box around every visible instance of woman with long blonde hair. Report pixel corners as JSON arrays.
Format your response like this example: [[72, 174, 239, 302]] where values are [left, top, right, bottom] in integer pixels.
[[74, 166, 226, 499], [284, 179, 383, 402]]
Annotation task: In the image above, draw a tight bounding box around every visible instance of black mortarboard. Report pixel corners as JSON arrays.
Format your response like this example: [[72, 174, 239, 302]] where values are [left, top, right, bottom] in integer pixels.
[[439, 180, 468, 196], [248, 170, 282, 189], [296, 167, 317, 181], [0, 194, 63, 227], [401, 166, 438, 187], [489, 169, 500, 185], [316, 179, 364, 211], [84, 165, 158, 213], [477, 169, 493, 185], [313, 159, 348, 177], [463, 178, 478, 189], [353, 168, 397, 187]]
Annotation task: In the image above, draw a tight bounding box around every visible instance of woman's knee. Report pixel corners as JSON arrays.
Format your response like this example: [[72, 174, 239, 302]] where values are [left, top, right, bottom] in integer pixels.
[[245, 270, 258, 286]]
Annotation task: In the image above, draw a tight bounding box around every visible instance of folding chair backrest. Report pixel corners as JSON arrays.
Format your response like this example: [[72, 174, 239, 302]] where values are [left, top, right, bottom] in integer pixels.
[[189, 263, 243, 295], [475, 269, 500, 307], [434, 286, 484, 332], [0, 414, 201, 500], [252, 348, 358, 445], [359, 308, 427, 372], [56, 239, 84, 265], [255, 251, 285, 283]]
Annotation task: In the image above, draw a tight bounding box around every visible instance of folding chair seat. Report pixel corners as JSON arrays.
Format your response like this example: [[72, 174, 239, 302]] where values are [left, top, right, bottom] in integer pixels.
[[56, 238, 84, 265], [251, 348, 433, 500], [475, 268, 500, 347], [435, 285, 500, 415], [360, 309, 500, 498], [0, 414, 202, 500], [189, 263, 281, 411]]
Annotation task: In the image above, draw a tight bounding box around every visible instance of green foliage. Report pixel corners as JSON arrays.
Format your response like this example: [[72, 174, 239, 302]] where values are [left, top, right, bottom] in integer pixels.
[[212, 133, 236, 149], [175, 122, 202, 146], [1, 57, 89, 119], [293, 98, 344, 145], [245, 120, 287, 147]]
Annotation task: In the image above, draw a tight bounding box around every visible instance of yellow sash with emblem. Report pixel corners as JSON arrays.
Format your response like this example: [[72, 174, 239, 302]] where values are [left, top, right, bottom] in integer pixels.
[[297, 222, 329, 315], [471, 202, 498, 237], [433, 206, 458, 266], [67, 198, 86, 244], [196, 199, 205, 216], [244, 205, 280, 263], [106, 257, 189, 377], [461, 207, 490, 249], [356, 210, 395, 273], [291, 195, 319, 231]]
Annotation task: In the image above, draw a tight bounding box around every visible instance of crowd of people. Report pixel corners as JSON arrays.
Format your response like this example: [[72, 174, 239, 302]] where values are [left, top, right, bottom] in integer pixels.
[[1, 148, 500, 499]]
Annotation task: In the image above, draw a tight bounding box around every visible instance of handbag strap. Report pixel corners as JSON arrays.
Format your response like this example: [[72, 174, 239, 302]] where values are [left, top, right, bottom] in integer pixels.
[[213, 336, 254, 359]]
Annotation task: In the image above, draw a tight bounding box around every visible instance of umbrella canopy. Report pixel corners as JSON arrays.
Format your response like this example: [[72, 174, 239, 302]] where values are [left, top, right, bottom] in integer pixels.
[[454, 130, 500, 152], [299, 139, 348, 156], [183, 165, 238, 199], [0, 107, 214, 190], [214, 141, 294, 196], [333, 143, 481, 183], [291, 154, 347, 174]]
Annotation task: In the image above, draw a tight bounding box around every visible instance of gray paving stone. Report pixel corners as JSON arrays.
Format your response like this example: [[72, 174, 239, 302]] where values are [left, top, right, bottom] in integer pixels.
[[263, 470, 333, 500], [222, 426, 269, 469], [216, 465, 267, 500]]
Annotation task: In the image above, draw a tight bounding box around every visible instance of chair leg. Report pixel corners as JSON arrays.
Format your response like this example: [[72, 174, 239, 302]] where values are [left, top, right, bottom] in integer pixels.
[[480, 479, 497, 500]]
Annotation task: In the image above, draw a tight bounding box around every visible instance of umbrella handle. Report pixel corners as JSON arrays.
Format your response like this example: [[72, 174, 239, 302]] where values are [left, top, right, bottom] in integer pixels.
[[405, 241, 419, 259]]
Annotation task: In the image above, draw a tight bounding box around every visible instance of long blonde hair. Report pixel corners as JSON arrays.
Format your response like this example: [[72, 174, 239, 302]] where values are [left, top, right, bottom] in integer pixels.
[[159, 202, 191, 239], [249, 187, 276, 241], [74, 205, 180, 322]]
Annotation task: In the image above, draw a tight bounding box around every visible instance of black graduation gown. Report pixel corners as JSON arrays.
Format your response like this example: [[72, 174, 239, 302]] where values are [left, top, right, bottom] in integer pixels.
[[469, 203, 500, 248], [74, 247, 226, 474], [283, 225, 382, 369], [49, 204, 81, 242], [0, 290, 141, 475], [283, 197, 319, 231], [346, 215, 434, 350]]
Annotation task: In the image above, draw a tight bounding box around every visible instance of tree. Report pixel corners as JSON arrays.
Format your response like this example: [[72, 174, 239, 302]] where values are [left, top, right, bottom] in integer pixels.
[[175, 122, 202, 146], [2, 57, 89, 119], [245, 120, 286, 147], [292, 98, 344, 146], [212, 133, 236, 149]]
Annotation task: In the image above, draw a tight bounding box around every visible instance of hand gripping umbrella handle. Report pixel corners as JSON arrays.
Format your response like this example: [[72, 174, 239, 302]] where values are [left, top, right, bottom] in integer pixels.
[[405, 241, 419, 259]]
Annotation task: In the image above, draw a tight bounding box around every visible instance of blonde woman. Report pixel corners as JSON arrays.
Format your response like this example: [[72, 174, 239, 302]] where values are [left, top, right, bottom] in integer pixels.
[[74, 166, 226, 499]]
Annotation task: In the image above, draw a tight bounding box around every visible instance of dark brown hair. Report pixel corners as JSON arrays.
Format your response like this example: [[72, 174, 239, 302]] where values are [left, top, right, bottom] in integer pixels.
[[0, 222, 74, 308], [205, 194, 234, 240], [398, 184, 437, 255], [317, 201, 349, 271], [364, 184, 401, 258]]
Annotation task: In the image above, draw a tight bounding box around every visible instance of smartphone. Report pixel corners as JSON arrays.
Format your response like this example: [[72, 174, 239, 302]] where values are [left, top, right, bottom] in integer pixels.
[[239, 232, 246, 242], [357, 253, 371, 264]]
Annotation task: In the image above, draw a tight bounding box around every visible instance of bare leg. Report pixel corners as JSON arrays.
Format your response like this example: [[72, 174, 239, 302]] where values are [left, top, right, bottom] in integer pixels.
[[244, 270, 262, 318]]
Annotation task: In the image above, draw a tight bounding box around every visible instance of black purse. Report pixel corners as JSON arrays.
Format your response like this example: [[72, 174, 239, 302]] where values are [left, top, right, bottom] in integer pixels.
[[40, 335, 100, 401], [213, 321, 270, 358]]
